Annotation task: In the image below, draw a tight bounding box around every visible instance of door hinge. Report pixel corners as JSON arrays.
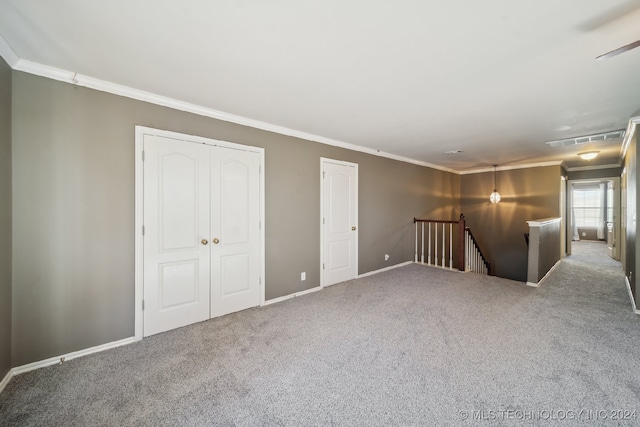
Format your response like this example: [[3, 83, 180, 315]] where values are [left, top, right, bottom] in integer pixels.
[[142, 300, 145, 310], [142, 225, 145, 236], [323, 263, 325, 270], [142, 150, 145, 161], [322, 218, 325, 224], [323, 171, 325, 178], [259, 277, 262, 286], [259, 221, 262, 230]]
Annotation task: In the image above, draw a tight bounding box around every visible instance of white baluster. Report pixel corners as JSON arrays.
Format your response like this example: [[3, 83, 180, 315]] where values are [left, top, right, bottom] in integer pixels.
[[442, 222, 447, 268], [471, 246, 478, 271], [434, 223, 438, 266], [415, 222, 418, 262], [449, 223, 453, 269], [421, 222, 424, 263], [428, 223, 431, 265], [465, 232, 469, 271], [468, 235, 472, 272]]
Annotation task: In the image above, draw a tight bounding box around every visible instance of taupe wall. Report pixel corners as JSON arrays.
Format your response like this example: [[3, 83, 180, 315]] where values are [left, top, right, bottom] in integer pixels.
[[0, 57, 12, 379], [11, 72, 459, 366], [567, 167, 622, 181], [460, 166, 562, 281], [576, 227, 601, 241]]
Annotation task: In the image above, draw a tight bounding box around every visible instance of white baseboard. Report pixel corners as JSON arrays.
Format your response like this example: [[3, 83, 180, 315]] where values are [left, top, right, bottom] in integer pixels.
[[0, 368, 12, 394], [624, 275, 640, 315], [526, 259, 561, 288], [265, 261, 415, 306], [357, 261, 413, 278], [263, 285, 322, 306], [0, 261, 421, 394], [0, 336, 135, 394]]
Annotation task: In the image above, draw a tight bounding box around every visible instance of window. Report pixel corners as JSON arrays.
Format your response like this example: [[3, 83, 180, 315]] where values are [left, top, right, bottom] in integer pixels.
[[573, 187, 602, 227]]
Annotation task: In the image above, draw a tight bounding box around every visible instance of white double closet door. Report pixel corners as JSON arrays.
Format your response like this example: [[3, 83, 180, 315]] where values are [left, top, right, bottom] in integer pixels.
[[143, 134, 260, 337]]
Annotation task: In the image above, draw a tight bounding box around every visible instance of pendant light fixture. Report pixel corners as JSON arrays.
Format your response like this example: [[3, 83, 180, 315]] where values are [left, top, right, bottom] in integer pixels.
[[489, 165, 501, 204]]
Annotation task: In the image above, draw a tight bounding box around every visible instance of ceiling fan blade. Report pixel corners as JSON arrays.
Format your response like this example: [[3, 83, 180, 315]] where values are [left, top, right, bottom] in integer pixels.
[[596, 40, 640, 60]]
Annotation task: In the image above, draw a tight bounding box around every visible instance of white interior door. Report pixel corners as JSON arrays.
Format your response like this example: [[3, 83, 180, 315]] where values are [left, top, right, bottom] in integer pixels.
[[322, 159, 358, 287], [143, 135, 211, 336], [210, 147, 261, 317]]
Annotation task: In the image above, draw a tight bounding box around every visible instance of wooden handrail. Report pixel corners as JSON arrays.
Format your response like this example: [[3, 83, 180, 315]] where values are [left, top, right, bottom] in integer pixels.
[[414, 218, 459, 225]]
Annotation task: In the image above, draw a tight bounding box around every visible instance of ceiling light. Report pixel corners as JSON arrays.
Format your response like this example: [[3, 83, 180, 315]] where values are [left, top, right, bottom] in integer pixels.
[[489, 165, 501, 204], [444, 149, 463, 154], [578, 151, 599, 160]]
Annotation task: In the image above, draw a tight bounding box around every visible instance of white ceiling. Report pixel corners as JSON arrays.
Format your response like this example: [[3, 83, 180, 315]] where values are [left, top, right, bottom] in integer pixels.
[[1, 0, 640, 173]]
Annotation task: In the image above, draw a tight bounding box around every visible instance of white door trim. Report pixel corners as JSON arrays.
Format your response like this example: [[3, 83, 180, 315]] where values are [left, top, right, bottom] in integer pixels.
[[567, 176, 620, 260], [134, 126, 265, 341], [320, 157, 358, 288], [560, 176, 566, 257]]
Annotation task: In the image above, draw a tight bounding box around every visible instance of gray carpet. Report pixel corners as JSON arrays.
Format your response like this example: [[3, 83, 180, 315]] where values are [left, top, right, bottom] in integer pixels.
[[2, 241, 639, 426]]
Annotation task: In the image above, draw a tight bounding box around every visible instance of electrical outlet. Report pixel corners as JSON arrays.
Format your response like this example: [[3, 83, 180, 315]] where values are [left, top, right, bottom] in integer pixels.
[[384, 254, 390, 261], [582, 232, 586, 237], [301, 272, 306, 281]]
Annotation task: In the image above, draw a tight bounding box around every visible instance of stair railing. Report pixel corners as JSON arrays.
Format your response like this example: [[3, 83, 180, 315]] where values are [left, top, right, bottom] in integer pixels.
[[413, 214, 491, 275], [464, 227, 491, 274]]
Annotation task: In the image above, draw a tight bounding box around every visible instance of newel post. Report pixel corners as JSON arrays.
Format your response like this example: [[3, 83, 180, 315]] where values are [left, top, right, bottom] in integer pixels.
[[457, 214, 465, 271]]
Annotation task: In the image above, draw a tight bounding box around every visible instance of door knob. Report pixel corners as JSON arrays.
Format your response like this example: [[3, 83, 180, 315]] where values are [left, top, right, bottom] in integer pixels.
[[201, 239, 208, 245], [352, 226, 357, 231], [213, 238, 220, 244]]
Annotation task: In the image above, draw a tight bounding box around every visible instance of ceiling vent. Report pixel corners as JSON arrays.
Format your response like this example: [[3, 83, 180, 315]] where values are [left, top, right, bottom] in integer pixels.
[[546, 129, 626, 148]]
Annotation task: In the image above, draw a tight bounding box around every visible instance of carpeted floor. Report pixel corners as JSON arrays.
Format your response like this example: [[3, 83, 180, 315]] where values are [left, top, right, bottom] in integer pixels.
[[1, 241, 639, 426]]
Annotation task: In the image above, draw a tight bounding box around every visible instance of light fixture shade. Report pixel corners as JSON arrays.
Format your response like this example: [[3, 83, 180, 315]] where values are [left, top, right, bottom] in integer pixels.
[[578, 151, 599, 160]]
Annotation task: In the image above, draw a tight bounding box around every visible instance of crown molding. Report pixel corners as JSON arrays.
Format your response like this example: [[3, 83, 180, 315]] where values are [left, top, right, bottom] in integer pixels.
[[459, 161, 563, 175], [621, 116, 640, 160], [11, 57, 635, 177], [0, 33, 19, 67], [565, 163, 622, 172], [12, 59, 459, 174]]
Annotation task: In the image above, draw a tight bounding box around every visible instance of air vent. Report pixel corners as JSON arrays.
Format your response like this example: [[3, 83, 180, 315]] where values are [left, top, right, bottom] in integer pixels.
[[546, 129, 625, 148]]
